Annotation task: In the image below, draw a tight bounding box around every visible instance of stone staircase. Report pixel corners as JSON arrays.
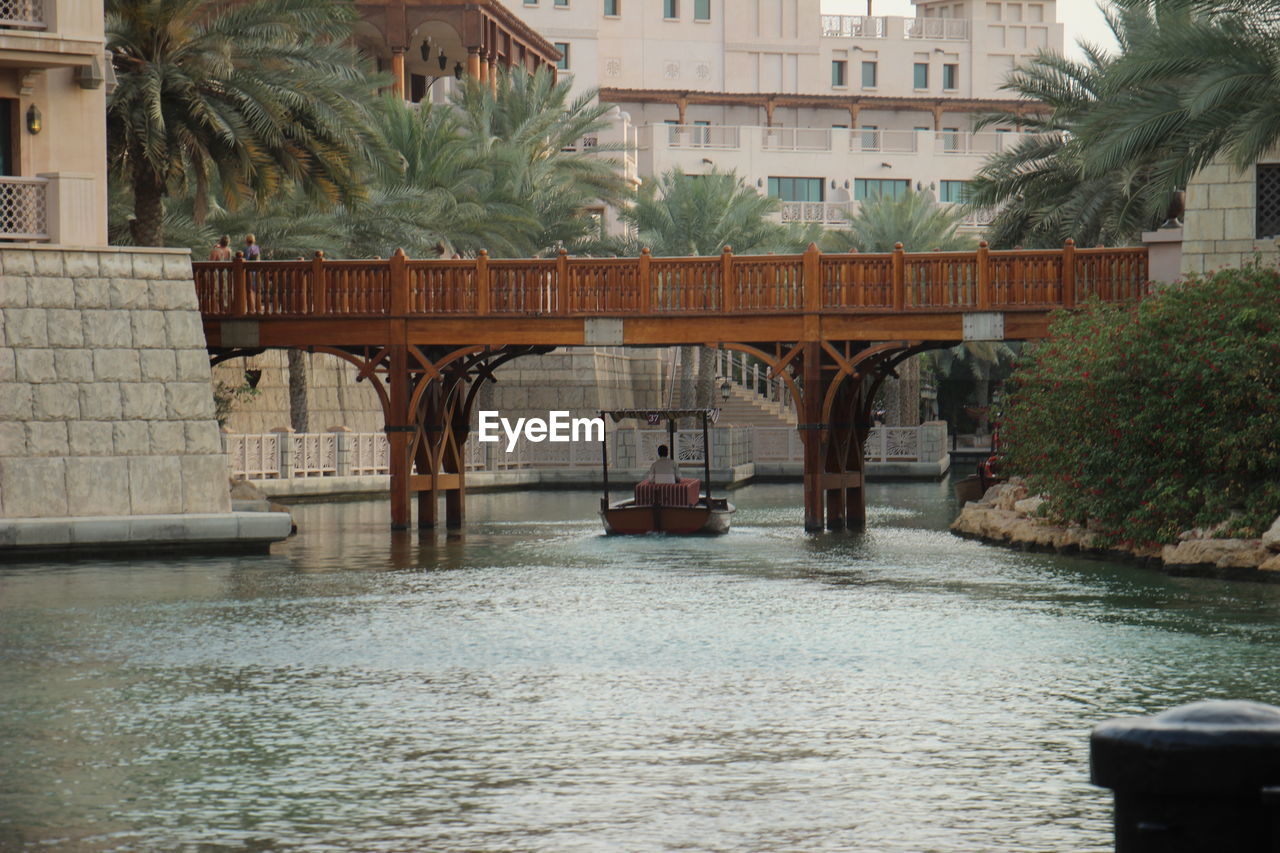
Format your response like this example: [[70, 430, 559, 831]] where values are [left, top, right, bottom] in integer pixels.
[[716, 384, 797, 429]]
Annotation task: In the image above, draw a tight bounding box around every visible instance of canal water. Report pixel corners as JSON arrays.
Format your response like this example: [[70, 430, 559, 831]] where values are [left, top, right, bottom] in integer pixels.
[[3, 480, 1280, 852]]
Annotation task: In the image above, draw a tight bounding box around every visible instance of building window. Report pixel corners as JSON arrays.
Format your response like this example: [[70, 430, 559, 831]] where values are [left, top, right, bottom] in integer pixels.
[[861, 61, 877, 88], [555, 42, 570, 70], [939, 180, 969, 203], [1257, 164, 1280, 238], [860, 125, 879, 151], [555, 0, 569, 5], [604, 0, 620, 14], [694, 0, 710, 20], [768, 177, 824, 202], [914, 62, 929, 89], [855, 179, 911, 201], [942, 126, 961, 152], [664, 0, 678, 18], [943, 63, 959, 89], [832, 60, 847, 87]]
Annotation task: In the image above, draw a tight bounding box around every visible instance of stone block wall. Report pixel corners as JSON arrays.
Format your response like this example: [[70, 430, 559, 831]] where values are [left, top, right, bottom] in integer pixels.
[[212, 350, 384, 434], [1182, 153, 1280, 276], [0, 246, 231, 518]]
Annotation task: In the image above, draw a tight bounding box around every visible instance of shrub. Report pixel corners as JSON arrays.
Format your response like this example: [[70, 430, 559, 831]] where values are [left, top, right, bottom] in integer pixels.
[[1000, 263, 1280, 547]]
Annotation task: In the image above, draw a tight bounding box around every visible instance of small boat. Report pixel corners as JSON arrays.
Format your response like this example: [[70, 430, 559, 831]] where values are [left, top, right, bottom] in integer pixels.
[[598, 408, 735, 535]]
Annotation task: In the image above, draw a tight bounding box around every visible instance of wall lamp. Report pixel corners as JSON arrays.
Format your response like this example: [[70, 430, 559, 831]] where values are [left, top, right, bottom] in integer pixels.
[[74, 57, 104, 90], [439, 53, 449, 71], [421, 42, 431, 62], [26, 105, 41, 134], [454, 62, 463, 80]]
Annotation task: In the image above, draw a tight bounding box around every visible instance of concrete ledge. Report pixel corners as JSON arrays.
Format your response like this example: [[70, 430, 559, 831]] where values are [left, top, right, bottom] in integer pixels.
[[0, 512, 293, 560]]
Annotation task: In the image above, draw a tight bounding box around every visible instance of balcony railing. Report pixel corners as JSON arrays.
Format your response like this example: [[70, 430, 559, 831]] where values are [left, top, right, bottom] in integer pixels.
[[644, 125, 1038, 156], [780, 201, 851, 225], [0, 0, 44, 29], [665, 124, 741, 150], [0, 177, 49, 241], [853, 130, 1035, 155], [821, 14, 886, 38], [761, 127, 832, 152], [906, 17, 970, 40]]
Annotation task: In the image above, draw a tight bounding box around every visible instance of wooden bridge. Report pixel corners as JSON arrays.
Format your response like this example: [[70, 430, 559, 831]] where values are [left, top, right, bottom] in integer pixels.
[[194, 241, 1149, 532]]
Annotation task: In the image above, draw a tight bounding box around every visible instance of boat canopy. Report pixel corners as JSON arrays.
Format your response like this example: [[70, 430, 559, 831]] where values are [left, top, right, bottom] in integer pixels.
[[601, 408, 720, 424]]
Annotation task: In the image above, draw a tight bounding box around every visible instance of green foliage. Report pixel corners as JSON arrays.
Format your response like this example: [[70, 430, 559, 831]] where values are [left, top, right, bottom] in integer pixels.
[[823, 190, 975, 253], [1001, 264, 1280, 546], [106, 0, 389, 246], [965, 5, 1179, 248], [213, 378, 260, 428], [591, 167, 816, 256]]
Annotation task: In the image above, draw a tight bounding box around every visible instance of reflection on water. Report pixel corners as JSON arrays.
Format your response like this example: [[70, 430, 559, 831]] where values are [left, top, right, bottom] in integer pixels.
[[3, 481, 1280, 851]]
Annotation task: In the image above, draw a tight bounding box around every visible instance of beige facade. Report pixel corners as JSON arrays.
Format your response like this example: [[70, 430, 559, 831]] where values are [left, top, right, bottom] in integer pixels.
[[1179, 153, 1280, 277], [0, 0, 109, 246], [513, 0, 1063, 228]]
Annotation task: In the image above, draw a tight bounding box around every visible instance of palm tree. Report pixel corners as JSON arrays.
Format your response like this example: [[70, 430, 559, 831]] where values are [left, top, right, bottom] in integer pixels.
[[963, 5, 1181, 248], [607, 167, 813, 256], [598, 168, 815, 406], [106, 0, 388, 246], [1081, 0, 1280, 207], [823, 190, 975, 253], [453, 69, 630, 256]]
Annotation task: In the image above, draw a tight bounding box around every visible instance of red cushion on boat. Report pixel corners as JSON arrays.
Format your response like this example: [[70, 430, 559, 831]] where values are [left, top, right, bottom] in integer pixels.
[[635, 478, 701, 507]]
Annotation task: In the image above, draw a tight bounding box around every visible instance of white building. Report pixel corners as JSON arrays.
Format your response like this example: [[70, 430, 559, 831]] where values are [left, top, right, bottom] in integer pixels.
[[512, 0, 1064, 228]]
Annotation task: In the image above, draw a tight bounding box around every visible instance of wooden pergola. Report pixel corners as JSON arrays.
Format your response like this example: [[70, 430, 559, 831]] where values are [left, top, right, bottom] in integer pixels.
[[356, 0, 561, 97], [597, 87, 1043, 129]]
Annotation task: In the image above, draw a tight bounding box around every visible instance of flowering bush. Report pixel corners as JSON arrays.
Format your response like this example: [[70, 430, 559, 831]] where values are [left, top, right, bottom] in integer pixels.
[[1001, 263, 1280, 547]]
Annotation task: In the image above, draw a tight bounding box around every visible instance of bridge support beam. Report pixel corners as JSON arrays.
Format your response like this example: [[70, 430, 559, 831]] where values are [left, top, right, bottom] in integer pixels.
[[799, 342, 869, 532]]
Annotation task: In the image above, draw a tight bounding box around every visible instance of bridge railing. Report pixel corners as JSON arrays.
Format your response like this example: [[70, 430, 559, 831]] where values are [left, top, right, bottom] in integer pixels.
[[194, 241, 1150, 319]]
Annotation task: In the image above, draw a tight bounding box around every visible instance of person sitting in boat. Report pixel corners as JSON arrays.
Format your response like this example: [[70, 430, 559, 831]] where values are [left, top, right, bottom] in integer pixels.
[[645, 445, 679, 484]]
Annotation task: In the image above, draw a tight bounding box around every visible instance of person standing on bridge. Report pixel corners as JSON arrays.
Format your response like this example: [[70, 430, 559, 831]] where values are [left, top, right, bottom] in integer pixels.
[[209, 235, 232, 261]]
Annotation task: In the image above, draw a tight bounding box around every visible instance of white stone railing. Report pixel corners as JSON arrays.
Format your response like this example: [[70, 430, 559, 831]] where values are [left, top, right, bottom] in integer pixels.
[[0, 177, 48, 240], [663, 124, 741, 150], [0, 0, 45, 29], [761, 126, 833, 152], [780, 201, 851, 225], [906, 17, 969, 40], [225, 423, 948, 480], [821, 14, 886, 38]]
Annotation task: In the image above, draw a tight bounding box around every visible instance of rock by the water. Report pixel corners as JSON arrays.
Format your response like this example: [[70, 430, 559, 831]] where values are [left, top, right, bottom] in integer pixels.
[[1263, 516, 1280, 551], [1161, 539, 1273, 570]]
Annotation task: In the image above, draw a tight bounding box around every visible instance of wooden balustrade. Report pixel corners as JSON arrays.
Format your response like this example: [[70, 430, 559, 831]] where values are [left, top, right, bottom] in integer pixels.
[[192, 241, 1151, 319]]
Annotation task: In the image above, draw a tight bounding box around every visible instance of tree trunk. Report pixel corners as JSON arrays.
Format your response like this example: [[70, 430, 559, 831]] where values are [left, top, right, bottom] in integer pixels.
[[678, 345, 695, 408], [695, 346, 716, 408], [288, 349, 309, 433], [130, 169, 166, 247]]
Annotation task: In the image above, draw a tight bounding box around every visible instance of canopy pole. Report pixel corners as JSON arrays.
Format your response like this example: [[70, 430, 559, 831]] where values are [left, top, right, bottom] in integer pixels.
[[702, 412, 712, 504], [668, 416, 676, 478], [600, 412, 609, 510]]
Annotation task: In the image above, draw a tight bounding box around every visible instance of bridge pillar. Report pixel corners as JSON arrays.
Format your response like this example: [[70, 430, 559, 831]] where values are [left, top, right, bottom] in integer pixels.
[[388, 344, 413, 530], [802, 343, 826, 531], [800, 341, 870, 532]]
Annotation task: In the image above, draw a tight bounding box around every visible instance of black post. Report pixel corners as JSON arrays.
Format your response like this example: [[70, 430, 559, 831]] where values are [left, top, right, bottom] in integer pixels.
[[702, 412, 712, 504], [1091, 700, 1280, 852], [600, 412, 609, 510]]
